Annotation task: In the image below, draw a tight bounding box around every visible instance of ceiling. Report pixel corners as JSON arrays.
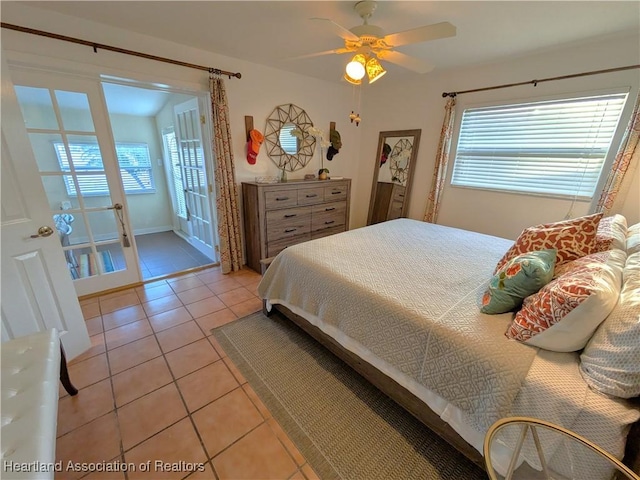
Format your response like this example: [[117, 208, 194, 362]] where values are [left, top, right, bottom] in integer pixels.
[[11, 1, 640, 84]]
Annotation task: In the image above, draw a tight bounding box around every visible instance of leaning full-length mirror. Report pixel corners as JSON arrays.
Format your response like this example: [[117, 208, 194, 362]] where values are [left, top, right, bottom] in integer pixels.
[[367, 129, 421, 225]]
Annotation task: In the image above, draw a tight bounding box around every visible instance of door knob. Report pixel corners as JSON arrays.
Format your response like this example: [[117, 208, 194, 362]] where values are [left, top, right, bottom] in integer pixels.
[[30, 226, 55, 238]]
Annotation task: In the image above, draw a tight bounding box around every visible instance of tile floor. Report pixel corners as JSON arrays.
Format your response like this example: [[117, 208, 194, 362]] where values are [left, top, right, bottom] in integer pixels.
[[60, 265, 319, 480]]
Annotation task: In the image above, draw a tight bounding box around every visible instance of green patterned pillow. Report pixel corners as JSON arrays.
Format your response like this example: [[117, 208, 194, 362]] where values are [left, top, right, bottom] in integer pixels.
[[481, 249, 557, 314]]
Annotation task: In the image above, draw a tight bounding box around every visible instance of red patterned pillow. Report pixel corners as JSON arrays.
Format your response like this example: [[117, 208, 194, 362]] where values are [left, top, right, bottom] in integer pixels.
[[505, 249, 625, 352], [494, 213, 603, 274]]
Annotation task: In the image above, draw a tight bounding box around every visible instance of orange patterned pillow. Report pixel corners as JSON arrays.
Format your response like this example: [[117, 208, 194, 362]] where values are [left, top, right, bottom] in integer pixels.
[[494, 213, 603, 274], [505, 249, 625, 352]]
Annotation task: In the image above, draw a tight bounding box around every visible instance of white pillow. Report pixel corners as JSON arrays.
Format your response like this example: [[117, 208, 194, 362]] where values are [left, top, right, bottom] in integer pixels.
[[626, 222, 640, 256], [594, 214, 627, 252], [580, 252, 640, 398], [506, 249, 625, 352]]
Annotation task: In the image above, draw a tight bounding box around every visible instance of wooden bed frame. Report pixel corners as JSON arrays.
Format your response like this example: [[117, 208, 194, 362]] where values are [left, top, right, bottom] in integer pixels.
[[267, 302, 640, 474]]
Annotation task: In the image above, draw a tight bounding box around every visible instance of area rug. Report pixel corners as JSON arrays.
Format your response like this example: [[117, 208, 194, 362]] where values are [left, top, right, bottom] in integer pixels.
[[212, 311, 486, 480]]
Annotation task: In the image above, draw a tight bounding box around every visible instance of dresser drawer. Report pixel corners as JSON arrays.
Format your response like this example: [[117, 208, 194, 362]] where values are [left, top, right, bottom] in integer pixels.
[[324, 182, 348, 202], [266, 206, 311, 242], [297, 187, 325, 205], [312, 201, 346, 231], [267, 233, 311, 258], [265, 189, 298, 209], [311, 225, 346, 240], [388, 201, 403, 220], [392, 186, 406, 203]]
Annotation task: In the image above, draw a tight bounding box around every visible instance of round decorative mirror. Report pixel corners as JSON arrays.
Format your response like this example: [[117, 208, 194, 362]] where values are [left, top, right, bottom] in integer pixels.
[[264, 104, 316, 172]]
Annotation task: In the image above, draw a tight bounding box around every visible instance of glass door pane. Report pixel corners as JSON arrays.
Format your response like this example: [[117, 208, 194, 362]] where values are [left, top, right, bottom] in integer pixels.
[[12, 72, 139, 295]]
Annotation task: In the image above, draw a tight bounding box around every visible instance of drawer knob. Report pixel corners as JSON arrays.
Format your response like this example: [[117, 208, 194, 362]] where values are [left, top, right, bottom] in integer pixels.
[[284, 228, 297, 233], [306, 194, 318, 198], [324, 220, 335, 225], [284, 214, 297, 218], [331, 191, 342, 195], [276, 196, 289, 201], [325, 207, 336, 211]]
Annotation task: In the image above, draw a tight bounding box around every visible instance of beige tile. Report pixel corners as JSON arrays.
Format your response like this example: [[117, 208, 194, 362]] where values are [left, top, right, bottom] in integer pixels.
[[69, 333, 105, 364], [99, 288, 138, 301], [148, 306, 193, 333], [300, 463, 320, 480], [195, 269, 226, 285], [212, 423, 297, 480], [183, 463, 214, 480], [267, 417, 305, 466], [135, 282, 174, 303], [67, 353, 110, 389], [100, 292, 140, 315], [289, 471, 306, 480], [102, 304, 147, 331], [222, 357, 247, 385], [207, 335, 227, 358], [229, 297, 263, 318], [108, 335, 162, 375], [242, 278, 262, 297], [230, 269, 262, 286], [165, 338, 220, 379], [206, 277, 242, 294], [55, 412, 121, 480], [124, 418, 208, 480], [243, 384, 272, 420], [195, 308, 237, 334], [117, 383, 187, 451], [105, 319, 153, 350], [112, 356, 173, 407], [57, 379, 114, 437], [217, 287, 255, 307], [184, 296, 226, 319], [80, 297, 100, 306], [142, 294, 182, 317], [177, 360, 239, 412], [155, 321, 205, 353], [81, 302, 101, 320], [81, 463, 127, 480], [176, 285, 215, 305], [191, 388, 263, 457], [168, 275, 205, 293], [85, 316, 104, 336]]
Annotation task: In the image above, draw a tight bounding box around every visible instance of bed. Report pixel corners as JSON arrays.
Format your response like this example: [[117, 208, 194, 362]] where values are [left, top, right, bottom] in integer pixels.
[[257, 217, 640, 478]]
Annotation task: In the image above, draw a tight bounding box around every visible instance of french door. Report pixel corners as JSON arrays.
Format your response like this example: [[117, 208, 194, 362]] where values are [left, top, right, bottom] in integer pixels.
[[173, 98, 217, 260], [10, 69, 139, 296]]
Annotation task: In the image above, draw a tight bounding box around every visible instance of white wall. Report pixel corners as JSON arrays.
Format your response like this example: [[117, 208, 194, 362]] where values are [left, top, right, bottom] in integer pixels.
[[2, 3, 638, 245], [357, 33, 640, 238], [108, 113, 173, 235]]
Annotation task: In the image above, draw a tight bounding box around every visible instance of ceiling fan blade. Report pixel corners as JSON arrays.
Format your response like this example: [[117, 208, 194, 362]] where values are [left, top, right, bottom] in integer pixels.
[[311, 17, 360, 42], [383, 22, 456, 47], [377, 50, 434, 74], [285, 48, 352, 61]]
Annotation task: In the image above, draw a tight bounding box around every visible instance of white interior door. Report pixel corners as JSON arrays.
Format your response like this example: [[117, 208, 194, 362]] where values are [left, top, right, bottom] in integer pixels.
[[1, 55, 90, 359], [173, 98, 216, 259], [10, 67, 140, 296]]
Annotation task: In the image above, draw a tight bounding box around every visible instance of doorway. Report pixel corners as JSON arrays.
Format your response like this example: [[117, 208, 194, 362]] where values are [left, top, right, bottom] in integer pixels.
[[101, 80, 218, 280]]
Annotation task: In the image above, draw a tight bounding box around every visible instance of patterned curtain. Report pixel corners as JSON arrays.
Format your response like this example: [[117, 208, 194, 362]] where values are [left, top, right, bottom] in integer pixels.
[[210, 75, 243, 273], [596, 92, 640, 215], [424, 97, 457, 223]]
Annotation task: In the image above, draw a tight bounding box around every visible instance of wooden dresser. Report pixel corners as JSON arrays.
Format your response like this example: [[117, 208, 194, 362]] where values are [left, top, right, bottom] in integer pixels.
[[369, 181, 406, 224], [242, 178, 351, 273]]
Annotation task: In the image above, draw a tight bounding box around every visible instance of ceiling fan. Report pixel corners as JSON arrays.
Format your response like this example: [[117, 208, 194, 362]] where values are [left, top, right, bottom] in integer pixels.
[[292, 0, 456, 82]]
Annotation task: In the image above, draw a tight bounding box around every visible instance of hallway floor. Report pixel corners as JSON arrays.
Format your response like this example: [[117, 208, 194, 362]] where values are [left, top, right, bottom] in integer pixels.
[[135, 232, 214, 280], [61, 266, 319, 480]]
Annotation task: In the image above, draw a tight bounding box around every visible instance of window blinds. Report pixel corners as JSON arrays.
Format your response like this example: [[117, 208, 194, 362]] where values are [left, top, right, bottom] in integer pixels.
[[451, 92, 628, 198]]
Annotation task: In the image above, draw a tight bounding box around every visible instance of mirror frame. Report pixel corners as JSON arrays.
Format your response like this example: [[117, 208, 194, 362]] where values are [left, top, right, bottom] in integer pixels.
[[367, 129, 421, 225], [264, 103, 316, 172]]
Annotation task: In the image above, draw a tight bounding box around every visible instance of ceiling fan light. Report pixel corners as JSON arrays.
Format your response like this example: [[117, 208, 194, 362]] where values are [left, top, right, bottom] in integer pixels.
[[345, 54, 366, 80], [366, 57, 386, 83], [343, 72, 362, 85]]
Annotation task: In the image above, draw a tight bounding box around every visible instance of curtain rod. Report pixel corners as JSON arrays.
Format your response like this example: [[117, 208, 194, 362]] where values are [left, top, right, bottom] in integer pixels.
[[1, 22, 242, 79], [442, 64, 639, 98]]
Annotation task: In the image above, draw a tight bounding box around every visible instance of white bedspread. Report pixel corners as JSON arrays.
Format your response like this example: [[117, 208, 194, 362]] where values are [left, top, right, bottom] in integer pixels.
[[258, 219, 639, 474]]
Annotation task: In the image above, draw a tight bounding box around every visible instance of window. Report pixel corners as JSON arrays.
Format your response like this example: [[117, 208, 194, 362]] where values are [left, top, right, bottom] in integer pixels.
[[162, 130, 187, 218], [451, 92, 628, 199], [54, 142, 155, 196]]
